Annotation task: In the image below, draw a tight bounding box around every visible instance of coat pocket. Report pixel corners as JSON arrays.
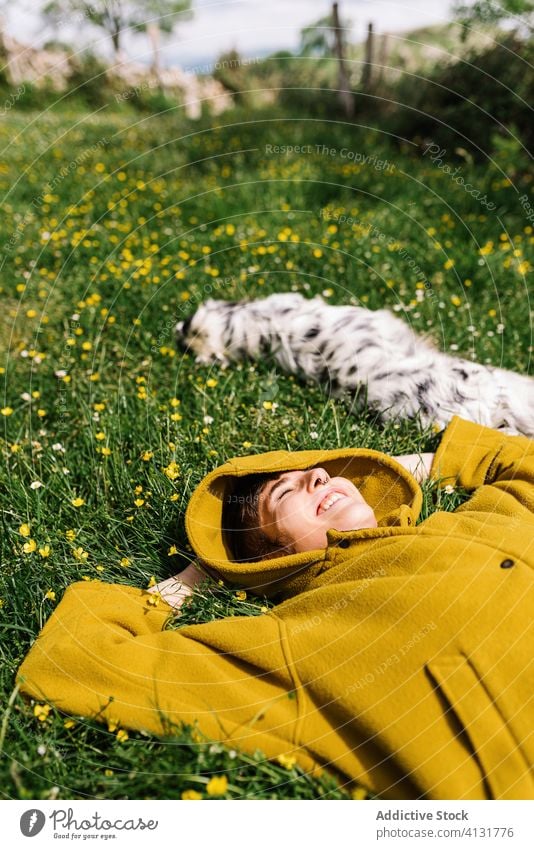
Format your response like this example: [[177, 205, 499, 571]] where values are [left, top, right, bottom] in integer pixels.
[[426, 654, 533, 800]]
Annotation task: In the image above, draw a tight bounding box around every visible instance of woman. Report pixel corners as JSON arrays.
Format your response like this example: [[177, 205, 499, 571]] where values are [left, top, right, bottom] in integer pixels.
[[17, 417, 534, 799]]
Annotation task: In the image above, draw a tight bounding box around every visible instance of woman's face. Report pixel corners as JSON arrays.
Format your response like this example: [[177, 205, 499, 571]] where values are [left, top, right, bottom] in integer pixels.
[[258, 467, 377, 554]]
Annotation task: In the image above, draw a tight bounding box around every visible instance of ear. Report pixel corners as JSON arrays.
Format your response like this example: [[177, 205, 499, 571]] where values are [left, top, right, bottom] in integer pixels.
[[175, 320, 184, 334]]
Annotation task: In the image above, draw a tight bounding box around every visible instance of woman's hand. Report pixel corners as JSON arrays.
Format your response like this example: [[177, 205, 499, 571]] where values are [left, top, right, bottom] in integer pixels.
[[392, 453, 435, 483], [147, 563, 206, 610]]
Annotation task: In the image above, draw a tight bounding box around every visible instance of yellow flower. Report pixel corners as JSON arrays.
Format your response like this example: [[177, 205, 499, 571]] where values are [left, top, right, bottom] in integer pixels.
[[170, 412, 182, 422], [107, 717, 119, 732], [1, 406, 14, 416], [242, 441, 252, 449], [170, 398, 181, 407], [10, 443, 21, 453], [262, 401, 273, 410], [37, 409, 47, 418], [33, 703, 51, 722], [141, 451, 153, 461], [64, 719, 76, 729], [351, 786, 367, 800], [100, 446, 112, 456], [73, 547, 89, 561], [163, 461, 180, 480], [116, 729, 129, 743], [276, 753, 297, 770], [168, 545, 178, 555], [479, 241, 494, 256], [94, 402, 106, 412], [22, 539, 37, 554], [104, 769, 114, 777], [206, 378, 217, 388], [313, 248, 323, 258], [120, 557, 131, 568], [65, 529, 76, 541], [95, 431, 106, 441], [235, 590, 247, 601], [19, 523, 31, 537], [206, 775, 228, 796], [444, 258, 455, 269], [181, 789, 203, 800], [39, 545, 51, 558], [147, 593, 161, 607], [134, 498, 145, 507], [450, 295, 461, 307], [71, 497, 85, 507], [45, 589, 56, 601], [169, 493, 179, 502]]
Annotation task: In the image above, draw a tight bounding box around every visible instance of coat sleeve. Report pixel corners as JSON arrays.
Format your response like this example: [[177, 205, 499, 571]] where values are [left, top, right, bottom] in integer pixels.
[[431, 416, 534, 516], [16, 581, 309, 764]]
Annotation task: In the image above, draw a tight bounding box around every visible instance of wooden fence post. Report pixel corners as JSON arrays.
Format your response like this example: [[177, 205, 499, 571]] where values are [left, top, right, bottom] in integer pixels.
[[362, 22, 374, 91], [332, 2, 354, 118]]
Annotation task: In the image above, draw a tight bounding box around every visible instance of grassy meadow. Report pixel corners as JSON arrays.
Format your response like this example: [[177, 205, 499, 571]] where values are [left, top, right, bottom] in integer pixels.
[[0, 104, 532, 799]]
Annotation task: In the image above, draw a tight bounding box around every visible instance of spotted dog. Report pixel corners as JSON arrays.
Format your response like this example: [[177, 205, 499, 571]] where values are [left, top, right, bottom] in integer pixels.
[[175, 292, 534, 435]]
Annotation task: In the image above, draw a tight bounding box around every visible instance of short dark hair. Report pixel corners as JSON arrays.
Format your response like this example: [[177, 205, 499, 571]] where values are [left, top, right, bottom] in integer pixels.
[[222, 472, 291, 562]]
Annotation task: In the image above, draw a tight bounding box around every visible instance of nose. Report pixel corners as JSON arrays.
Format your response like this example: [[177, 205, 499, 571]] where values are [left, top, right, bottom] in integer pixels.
[[306, 467, 329, 491], [175, 316, 193, 352]]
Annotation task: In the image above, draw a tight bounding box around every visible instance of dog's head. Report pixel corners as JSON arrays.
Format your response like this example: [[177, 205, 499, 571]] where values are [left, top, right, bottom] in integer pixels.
[[175, 292, 312, 365], [175, 298, 238, 365]]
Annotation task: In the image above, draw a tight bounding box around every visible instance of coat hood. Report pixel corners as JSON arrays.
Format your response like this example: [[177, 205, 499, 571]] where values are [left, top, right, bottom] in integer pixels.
[[185, 447, 422, 598]]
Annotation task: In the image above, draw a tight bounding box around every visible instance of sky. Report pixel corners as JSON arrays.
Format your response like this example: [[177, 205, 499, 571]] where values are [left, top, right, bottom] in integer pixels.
[[2, 0, 459, 69]]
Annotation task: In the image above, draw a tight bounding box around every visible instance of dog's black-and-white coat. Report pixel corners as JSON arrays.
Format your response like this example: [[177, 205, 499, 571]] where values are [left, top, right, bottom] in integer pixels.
[[176, 292, 534, 435]]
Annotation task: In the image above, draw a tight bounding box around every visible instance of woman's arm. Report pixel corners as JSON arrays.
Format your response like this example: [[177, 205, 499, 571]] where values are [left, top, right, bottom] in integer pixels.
[[17, 581, 304, 761], [430, 416, 534, 514], [147, 563, 206, 610], [392, 452, 435, 484]]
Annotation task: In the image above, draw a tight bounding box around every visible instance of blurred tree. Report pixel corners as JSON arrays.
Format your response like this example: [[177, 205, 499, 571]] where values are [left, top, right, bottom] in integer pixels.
[[299, 12, 337, 57], [212, 48, 246, 99], [454, 0, 533, 35], [299, 2, 354, 117], [42, 1, 192, 63]]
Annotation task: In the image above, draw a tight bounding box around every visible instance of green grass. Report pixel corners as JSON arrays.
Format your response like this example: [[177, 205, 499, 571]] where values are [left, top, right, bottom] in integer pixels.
[[0, 103, 532, 800]]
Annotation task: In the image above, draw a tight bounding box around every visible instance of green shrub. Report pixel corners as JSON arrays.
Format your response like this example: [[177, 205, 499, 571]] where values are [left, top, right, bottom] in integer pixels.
[[65, 51, 113, 108], [384, 35, 534, 159]]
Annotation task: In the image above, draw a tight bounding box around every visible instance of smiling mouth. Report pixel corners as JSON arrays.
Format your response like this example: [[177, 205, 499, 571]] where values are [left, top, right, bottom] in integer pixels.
[[317, 491, 346, 516]]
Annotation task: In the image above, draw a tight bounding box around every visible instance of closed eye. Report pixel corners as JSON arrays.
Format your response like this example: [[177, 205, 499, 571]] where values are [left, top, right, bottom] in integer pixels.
[[277, 488, 291, 501]]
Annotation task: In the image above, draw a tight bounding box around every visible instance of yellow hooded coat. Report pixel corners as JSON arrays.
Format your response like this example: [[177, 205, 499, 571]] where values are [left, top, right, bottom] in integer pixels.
[[17, 417, 534, 799]]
